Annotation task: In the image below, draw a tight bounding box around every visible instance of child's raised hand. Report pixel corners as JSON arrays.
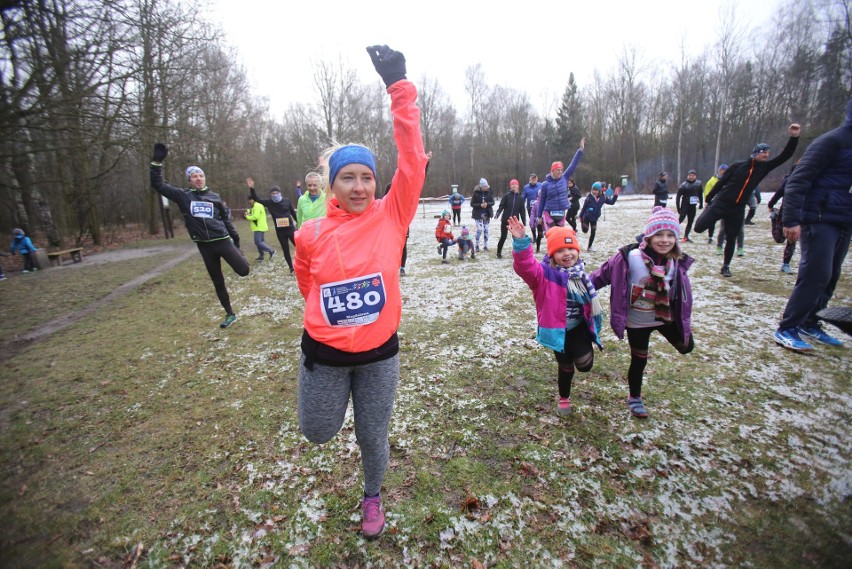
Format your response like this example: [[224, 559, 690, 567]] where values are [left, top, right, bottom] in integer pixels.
[[507, 216, 526, 239]]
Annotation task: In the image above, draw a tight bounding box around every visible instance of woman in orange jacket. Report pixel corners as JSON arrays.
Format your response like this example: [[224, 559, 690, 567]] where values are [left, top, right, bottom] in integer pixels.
[[293, 45, 427, 541]]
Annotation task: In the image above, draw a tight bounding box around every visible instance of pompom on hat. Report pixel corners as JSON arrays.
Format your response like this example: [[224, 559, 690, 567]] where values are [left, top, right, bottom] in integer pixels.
[[644, 206, 681, 240], [546, 226, 582, 257]]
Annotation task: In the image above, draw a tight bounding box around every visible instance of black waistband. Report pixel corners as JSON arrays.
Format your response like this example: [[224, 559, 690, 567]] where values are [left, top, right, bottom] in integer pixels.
[[301, 329, 399, 370]]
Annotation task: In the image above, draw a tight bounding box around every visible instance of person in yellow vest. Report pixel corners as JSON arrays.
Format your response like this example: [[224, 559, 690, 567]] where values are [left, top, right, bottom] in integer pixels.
[[296, 171, 327, 228], [702, 164, 728, 243], [245, 196, 276, 261]]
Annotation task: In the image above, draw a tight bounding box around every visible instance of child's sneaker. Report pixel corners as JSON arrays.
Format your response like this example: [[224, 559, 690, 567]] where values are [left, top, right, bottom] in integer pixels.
[[361, 494, 385, 540], [773, 327, 814, 352], [220, 314, 237, 328], [737, 247, 745, 257], [720, 265, 732, 277], [716, 246, 723, 255], [780, 263, 792, 273], [626, 396, 649, 418], [798, 325, 843, 347], [555, 397, 572, 416]]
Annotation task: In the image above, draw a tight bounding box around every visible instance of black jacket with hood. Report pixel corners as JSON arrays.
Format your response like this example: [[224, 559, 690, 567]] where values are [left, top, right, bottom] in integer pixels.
[[706, 136, 799, 209]]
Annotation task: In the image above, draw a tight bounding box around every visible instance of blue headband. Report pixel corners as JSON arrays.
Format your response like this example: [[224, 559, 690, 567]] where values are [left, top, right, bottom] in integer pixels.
[[328, 145, 377, 186]]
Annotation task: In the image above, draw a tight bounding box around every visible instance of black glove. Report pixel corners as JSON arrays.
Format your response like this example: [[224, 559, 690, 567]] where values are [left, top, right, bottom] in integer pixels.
[[152, 143, 168, 162], [366, 44, 406, 88]]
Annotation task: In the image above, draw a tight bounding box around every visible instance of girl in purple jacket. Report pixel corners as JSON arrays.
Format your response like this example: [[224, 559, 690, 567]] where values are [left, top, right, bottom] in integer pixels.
[[509, 217, 603, 416], [590, 207, 694, 419]]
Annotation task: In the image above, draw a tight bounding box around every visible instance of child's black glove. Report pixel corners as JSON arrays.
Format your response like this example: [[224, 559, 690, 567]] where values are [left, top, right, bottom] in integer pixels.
[[366, 44, 406, 88], [152, 143, 168, 162]]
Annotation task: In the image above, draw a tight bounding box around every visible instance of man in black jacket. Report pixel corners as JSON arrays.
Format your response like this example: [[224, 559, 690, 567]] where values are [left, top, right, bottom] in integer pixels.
[[695, 123, 800, 277], [150, 143, 249, 328], [247, 178, 297, 273], [774, 99, 852, 352], [653, 172, 669, 208]]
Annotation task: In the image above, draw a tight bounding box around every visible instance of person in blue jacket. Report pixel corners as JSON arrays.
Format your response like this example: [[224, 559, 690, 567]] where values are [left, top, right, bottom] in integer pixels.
[[448, 186, 465, 225], [536, 137, 586, 230], [774, 97, 852, 352], [578, 182, 620, 251], [10, 228, 38, 273]]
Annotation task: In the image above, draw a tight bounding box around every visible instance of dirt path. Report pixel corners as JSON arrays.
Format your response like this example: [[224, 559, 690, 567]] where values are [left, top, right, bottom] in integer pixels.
[[0, 246, 195, 363]]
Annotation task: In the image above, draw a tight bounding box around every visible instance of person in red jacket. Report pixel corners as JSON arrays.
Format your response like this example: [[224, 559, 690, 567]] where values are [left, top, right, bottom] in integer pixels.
[[293, 45, 427, 541], [435, 210, 456, 263]]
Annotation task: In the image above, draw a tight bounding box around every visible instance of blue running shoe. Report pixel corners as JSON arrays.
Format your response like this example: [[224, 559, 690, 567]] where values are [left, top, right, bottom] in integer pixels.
[[798, 326, 843, 347], [774, 328, 814, 352]]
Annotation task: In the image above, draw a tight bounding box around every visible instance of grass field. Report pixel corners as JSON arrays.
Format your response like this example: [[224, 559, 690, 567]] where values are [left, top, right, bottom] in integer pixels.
[[0, 198, 849, 568]]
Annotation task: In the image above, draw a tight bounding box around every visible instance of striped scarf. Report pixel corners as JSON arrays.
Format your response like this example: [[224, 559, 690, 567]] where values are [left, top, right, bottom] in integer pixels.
[[639, 248, 673, 322], [557, 260, 603, 318]]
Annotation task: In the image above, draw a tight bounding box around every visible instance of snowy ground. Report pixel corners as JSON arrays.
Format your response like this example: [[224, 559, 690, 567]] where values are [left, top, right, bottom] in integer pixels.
[[147, 195, 850, 567]]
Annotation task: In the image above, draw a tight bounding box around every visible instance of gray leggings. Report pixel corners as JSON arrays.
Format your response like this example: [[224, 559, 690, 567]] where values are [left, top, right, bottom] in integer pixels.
[[298, 354, 399, 496]]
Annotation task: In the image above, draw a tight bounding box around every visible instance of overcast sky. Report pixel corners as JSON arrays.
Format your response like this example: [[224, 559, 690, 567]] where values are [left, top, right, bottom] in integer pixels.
[[209, 0, 782, 119]]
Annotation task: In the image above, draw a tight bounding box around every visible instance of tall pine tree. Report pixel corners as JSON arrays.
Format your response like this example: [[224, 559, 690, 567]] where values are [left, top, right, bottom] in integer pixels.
[[554, 73, 584, 157]]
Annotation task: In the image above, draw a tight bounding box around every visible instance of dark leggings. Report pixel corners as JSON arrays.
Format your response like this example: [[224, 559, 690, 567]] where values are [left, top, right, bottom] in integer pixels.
[[679, 205, 697, 239], [552, 324, 595, 398], [274, 227, 296, 270], [695, 204, 745, 267], [496, 218, 510, 256], [22, 252, 35, 271], [626, 324, 693, 398], [197, 239, 250, 315], [782, 240, 797, 264], [452, 209, 461, 225], [581, 219, 598, 249], [438, 238, 456, 259], [400, 228, 409, 268]]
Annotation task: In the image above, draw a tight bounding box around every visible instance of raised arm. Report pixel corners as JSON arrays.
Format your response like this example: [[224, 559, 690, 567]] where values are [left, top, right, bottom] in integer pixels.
[[149, 143, 186, 202]]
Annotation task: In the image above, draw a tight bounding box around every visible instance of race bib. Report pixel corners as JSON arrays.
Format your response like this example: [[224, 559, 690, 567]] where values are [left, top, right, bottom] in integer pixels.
[[276, 217, 291, 228], [320, 273, 386, 327], [689, 196, 699, 205], [190, 201, 215, 218], [549, 210, 565, 217]]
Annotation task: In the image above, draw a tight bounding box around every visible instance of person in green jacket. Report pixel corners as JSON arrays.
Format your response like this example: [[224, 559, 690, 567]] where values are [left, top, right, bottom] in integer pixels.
[[296, 171, 326, 228], [245, 196, 276, 261]]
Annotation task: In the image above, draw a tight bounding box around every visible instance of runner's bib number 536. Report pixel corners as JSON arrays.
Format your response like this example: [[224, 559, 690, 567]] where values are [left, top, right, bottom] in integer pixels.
[[320, 273, 386, 327]]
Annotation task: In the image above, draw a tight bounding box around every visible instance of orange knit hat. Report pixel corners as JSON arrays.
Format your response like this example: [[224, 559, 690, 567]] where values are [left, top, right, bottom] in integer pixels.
[[546, 226, 581, 256]]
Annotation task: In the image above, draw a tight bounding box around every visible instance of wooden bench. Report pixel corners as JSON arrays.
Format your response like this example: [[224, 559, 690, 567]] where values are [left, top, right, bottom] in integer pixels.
[[47, 247, 84, 266]]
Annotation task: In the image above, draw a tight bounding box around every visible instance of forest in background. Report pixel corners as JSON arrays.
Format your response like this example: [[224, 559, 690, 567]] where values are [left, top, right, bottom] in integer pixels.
[[0, 0, 850, 247]]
